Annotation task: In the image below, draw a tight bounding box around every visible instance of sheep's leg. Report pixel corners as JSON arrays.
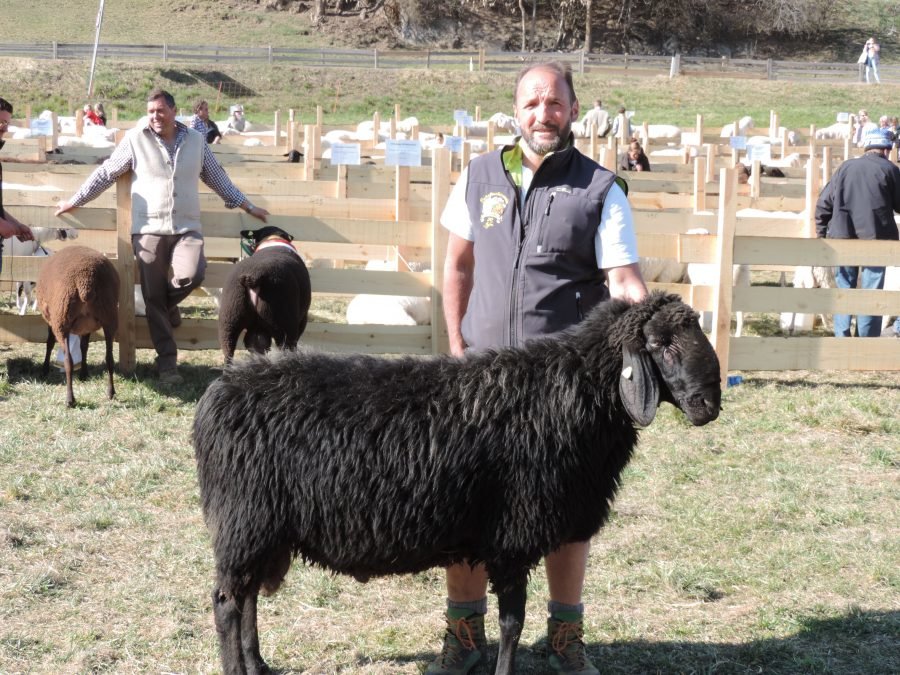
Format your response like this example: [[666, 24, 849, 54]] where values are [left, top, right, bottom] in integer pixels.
[[103, 329, 115, 400], [62, 332, 76, 408], [239, 592, 270, 674], [494, 581, 527, 675], [79, 334, 90, 381], [212, 587, 256, 675], [42, 327, 56, 377]]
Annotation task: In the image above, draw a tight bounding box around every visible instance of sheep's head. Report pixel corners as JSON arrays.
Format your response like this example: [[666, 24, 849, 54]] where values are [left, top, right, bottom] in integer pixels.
[[615, 292, 721, 427]]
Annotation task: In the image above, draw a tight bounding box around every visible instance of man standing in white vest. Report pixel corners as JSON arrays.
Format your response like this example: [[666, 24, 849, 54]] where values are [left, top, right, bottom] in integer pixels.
[[55, 89, 269, 384]]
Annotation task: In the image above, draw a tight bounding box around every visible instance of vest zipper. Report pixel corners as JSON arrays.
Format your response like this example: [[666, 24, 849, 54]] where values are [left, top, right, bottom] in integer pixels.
[[575, 291, 584, 322]]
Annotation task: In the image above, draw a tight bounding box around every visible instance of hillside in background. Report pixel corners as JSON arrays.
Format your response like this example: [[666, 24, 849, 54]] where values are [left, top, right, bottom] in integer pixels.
[[3, 0, 899, 61]]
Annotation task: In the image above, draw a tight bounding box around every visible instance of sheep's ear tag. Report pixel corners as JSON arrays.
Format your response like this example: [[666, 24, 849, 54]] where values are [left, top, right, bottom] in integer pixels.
[[619, 346, 659, 427]]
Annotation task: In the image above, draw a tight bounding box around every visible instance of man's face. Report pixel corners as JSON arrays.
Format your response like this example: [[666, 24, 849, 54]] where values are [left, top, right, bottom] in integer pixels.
[[0, 109, 10, 141], [514, 67, 578, 157], [147, 97, 176, 137]]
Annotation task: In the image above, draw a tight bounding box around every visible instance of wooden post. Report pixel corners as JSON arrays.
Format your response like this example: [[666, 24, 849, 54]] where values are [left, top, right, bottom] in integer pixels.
[[750, 159, 761, 198], [843, 135, 851, 162], [274, 110, 281, 147], [431, 147, 452, 354], [589, 124, 598, 161], [821, 146, 832, 186], [487, 120, 495, 152], [808, 124, 817, 161], [641, 121, 649, 148], [475, 105, 481, 122], [316, 105, 323, 129], [780, 127, 789, 159], [389, 114, 397, 140], [804, 156, 820, 238], [372, 111, 381, 150], [693, 156, 707, 213], [461, 140, 472, 174], [705, 143, 716, 183], [287, 109, 296, 152], [51, 112, 59, 151], [75, 108, 84, 137], [695, 113, 703, 145], [395, 165, 410, 220], [115, 175, 136, 375], [304, 124, 320, 181], [712, 166, 738, 387], [335, 163, 348, 199]]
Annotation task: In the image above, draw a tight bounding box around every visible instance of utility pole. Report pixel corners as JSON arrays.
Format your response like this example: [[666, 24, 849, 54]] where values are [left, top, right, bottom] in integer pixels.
[[87, 0, 106, 98]]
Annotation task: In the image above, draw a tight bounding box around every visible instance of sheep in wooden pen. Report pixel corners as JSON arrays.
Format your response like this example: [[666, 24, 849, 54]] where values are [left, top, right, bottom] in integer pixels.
[[35, 245, 119, 408], [193, 291, 722, 675], [217, 226, 311, 364], [1, 225, 79, 315]]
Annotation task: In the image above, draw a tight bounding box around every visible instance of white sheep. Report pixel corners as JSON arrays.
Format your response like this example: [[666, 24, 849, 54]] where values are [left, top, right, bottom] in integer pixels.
[[719, 116, 754, 137], [2, 226, 80, 315], [815, 122, 851, 140], [345, 258, 431, 326], [780, 266, 835, 334], [685, 228, 750, 336]]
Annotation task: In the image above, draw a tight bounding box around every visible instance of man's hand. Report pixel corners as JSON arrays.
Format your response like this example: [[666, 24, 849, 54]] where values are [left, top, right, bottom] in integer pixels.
[[54, 200, 75, 217], [0, 219, 33, 241], [248, 205, 269, 223]]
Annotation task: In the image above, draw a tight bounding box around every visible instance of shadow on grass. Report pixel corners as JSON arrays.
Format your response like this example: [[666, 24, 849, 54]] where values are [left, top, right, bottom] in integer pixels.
[[333, 609, 897, 674], [4, 356, 222, 406]]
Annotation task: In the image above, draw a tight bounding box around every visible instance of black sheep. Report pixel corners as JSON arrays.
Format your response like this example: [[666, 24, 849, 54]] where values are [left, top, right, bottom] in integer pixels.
[[217, 225, 311, 363], [193, 291, 722, 674]]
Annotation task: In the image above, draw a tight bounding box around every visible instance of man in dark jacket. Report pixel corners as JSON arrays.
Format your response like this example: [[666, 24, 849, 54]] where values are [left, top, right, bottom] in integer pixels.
[[815, 127, 900, 337], [434, 61, 647, 675]]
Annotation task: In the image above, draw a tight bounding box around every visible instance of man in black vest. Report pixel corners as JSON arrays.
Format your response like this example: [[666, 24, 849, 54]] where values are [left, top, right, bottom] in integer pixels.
[[0, 96, 34, 273], [432, 62, 647, 675]]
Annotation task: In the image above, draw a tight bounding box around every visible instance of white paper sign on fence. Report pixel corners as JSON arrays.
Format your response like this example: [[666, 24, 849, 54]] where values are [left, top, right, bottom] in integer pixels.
[[836, 112, 850, 123], [29, 118, 53, 137], [444, 135, 463, 153], [330, 142, 361, 166], [453, 109, 468, 124], [746, 143, 771, 162], [729, 135, 747, 150], [385, 139, 423, 167]]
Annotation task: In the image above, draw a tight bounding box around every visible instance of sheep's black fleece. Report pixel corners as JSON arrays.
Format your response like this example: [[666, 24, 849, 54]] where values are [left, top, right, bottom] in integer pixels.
[[194, 291, 718, 597]]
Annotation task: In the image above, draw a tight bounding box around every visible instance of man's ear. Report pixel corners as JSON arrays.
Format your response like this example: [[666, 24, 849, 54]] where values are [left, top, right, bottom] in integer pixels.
[[571, 99, 580, 122]]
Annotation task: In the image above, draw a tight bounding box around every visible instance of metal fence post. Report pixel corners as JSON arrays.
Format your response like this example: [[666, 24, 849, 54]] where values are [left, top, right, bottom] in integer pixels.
[[52, 41, 58, 59], [268, 45, 273, 65], [766, 58, 773, 80], [163, 43, 168, 62], [374, 48, 378, 69]]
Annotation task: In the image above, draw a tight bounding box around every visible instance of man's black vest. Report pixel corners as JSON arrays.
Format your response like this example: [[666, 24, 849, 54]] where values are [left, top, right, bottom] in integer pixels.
[[462, 143, 619, 349]]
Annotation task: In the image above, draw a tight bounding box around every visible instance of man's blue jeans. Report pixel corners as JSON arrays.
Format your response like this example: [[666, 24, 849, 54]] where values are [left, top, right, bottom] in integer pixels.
[[833, 265, 886, 337]]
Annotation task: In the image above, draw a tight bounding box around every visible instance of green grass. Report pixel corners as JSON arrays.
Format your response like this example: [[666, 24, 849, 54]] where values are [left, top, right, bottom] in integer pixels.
[[1, 299, 898, 672]]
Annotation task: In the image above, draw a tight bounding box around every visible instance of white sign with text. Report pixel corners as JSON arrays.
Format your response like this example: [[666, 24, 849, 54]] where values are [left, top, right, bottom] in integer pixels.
[[385, 139, 423, 167]]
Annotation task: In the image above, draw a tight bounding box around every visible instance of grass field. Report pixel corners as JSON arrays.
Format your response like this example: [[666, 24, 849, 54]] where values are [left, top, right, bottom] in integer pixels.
[[1, 296, 898, 672]]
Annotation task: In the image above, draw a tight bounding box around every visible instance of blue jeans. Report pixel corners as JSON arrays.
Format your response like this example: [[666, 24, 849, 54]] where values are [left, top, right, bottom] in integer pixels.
[[833, 266, 886, 337]]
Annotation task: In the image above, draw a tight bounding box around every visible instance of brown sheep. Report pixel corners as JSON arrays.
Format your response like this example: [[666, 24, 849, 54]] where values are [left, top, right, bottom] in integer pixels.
[[36, 245, 120, 408]]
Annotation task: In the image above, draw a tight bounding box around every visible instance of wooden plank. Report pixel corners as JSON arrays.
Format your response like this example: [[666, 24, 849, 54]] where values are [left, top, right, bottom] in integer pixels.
[[712, 167, 738, 383], [729, 336, 900, 371], [734, 285, 900, 316], [735, 237, 900, 267]]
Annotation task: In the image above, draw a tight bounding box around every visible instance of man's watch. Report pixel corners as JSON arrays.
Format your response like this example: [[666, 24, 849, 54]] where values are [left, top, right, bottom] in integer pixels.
[[244, 202, 256, 213]]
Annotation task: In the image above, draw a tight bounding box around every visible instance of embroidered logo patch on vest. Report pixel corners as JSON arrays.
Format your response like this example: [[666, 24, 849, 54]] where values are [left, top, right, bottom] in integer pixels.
[[479, 192, 510, 229]]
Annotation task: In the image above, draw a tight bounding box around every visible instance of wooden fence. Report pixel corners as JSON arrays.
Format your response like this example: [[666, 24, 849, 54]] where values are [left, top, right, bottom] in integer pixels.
[[0, 42, 894, 82], [1, 125, 899, 383]]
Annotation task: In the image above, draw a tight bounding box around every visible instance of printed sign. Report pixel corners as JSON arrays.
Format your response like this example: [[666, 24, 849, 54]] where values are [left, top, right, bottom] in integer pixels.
[[836, 112, 850, 123], [444, 135, 463, 153], [453, 109, 468, 124], [729, 136, 747, 150], [29, 118, 53, 137], [330, 142, 361, 166], [385, 139, 423, 167], [746, 143, 771, 162]]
